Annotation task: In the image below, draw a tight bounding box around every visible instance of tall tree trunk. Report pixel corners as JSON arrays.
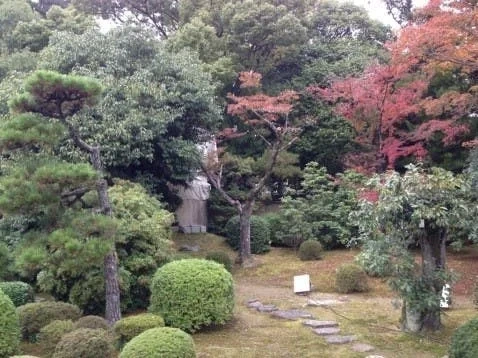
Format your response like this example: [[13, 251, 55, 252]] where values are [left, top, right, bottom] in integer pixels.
[[89, 147, 121, 325], [402, 227, 446, 332], [238, 201, 254, 264]]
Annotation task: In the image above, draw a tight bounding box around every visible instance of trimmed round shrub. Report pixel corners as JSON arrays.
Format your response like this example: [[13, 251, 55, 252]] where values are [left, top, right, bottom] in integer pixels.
[[38, 320, 75, 354], [205, 251, 233, 272], [150, 259, 234, 332], [298, 240, 323, 261], [0, 281, 34, 307], [17, 301, 81, 340], [53, 328, 113, 358], [224, 215, 270, 254], [113, 313, 164, 349], [335, 264, 369, 294], [74, 315, 109, 330], [120, 327, 195, 358], [0, 288, 20, 357], [449, 317, 478, 358]]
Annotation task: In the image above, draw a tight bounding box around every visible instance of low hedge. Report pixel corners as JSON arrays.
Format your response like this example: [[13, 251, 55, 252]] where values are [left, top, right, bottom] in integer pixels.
[[205, 251, 233, 272], [224, 215, 270, 254], [0, 281, 34, 307], [37, 320, 75, 354], [335, 264, 369, 294], [74, 315, 109, 330], [113, 313, 164, 349], [17, 301, 81, 340], [0, 288, 20, 357], [298, 240, 323, 261], [449, 317, 478, 358], [149, 259, 234, 332], [120, 327, 195, 358], [53, 328, 114, 358]]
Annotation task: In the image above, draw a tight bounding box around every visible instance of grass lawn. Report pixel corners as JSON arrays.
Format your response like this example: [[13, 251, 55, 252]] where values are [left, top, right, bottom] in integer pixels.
[[174, 233, 477, 358], [20, 233, 478, 357]]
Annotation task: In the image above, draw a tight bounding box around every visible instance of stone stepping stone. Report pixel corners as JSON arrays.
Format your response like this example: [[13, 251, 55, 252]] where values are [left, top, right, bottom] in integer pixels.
[[366, 356, 385, 358], [302, 320, 338, 328], [313, 327, 341, 336], [257, 304, 278, 312], [351, 343, 375, 353], [270, 310, 313, 320], [325, 335, 357, 344], [246, 299, 263, 309]]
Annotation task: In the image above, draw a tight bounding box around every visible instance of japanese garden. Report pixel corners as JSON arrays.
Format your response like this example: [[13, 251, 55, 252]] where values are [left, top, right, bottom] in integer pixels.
[[0, 0, 477, 357]]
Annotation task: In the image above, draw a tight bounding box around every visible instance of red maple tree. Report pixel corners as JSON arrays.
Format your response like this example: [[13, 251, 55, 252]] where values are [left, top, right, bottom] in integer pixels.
[[203, 72, 299, 264], [311, 0, 478, 171]]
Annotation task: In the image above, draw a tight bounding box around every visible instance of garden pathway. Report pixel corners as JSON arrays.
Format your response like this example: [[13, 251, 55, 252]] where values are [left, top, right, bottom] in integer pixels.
[[246, 298, 380, 356]]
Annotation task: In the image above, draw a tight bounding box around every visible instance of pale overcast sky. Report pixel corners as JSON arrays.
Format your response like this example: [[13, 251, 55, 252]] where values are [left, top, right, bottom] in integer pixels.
[[343, 0, 429, 28]]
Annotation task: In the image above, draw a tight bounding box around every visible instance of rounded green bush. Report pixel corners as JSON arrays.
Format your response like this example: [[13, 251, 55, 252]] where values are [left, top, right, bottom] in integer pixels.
[[205, 251, 233, 272], [0, 281, 34, 307], [0, 288, 20, 357], [113, 313, 164, 349], [120, 327, 195, 358], [149, 259, 234, 332], [449, 318, 478, 358], [74, 315, 109, 330], [298, 240, 323, 261], [38, 320, 75, 354], [224, 215, 270, 254], [335, 264, 369, 294], [17, 301, 81, 340], [53, 328, 113, 358]]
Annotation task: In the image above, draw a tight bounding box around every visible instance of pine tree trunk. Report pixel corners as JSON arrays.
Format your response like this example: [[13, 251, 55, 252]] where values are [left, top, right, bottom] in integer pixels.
[[238, 202, 253, 265], [90, 147, 121, 325], [402, 227, 446, 332]]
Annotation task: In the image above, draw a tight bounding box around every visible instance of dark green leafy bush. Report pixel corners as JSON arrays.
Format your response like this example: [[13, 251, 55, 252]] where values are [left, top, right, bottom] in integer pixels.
[[275, 164, 360, 249], [74, 315, 109, 330], [261, 213, 289, 246], [205, 251, 233, 272], [113, 313, 164, 349], [298, 240, 323, 261], [120, 327, 195, 358], [53, 328, 114, 358], [449, 317, 478, 358], [37, 320, 74, 354], [355, 238, 393, 277], [0, 242, 15, 280], [224, 215, 270, 254], [0, 288, 20, 357], [149, 259, 234, 332], [17, 301, 81, 340], [0, 281, 34, 307], [335, 264, 369, 293]]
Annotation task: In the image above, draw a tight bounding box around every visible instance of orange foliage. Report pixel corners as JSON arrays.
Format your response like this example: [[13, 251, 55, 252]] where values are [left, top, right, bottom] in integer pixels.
[[311, 0, 478, 170]]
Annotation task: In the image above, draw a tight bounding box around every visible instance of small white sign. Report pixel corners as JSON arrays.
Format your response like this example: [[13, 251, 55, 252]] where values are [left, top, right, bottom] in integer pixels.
[[440, 284, 451, 308], [294, 274, 311, 294]]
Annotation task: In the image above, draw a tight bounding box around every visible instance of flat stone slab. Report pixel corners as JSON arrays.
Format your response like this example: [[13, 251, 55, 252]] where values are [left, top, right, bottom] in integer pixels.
[[257, 304, 278, 312], [270, 310, 313, 320], [302, 320, 338, 328], [246, 300, 263, 309], [325, 335, 357, 344], [313, 327, 341, 336], [351, 343, 375, 352], [366, 356, 385, 358]]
